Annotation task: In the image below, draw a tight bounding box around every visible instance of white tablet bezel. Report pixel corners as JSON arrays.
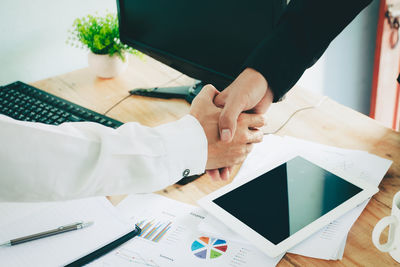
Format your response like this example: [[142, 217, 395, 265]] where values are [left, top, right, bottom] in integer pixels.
[[197, 154, 378, 258]]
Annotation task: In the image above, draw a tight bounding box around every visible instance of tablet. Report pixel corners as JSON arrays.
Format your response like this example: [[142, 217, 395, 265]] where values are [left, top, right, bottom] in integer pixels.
[[198, 156, 378, 258]]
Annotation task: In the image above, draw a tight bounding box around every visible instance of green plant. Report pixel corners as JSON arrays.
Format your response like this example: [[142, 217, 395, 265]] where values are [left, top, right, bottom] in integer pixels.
[[67, 12, 142, 61]]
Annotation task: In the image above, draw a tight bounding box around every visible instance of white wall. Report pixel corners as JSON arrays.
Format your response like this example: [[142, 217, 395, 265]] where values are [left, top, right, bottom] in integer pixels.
[[1, 0, 379, 115], [0, 0, 117, 85], [297, 0, 379, 115]]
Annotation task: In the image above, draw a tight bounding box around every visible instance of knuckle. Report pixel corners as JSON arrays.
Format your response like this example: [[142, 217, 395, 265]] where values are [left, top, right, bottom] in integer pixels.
[[260, 115, 267, 126], [240, 132, 249, 143], [239, 113, 251, 126], [234, 156, 245, 165], [257, 132, 264, 142], [203, 84, 216, 90], [232, 146, 247, 159], [232, 147, 244, 158], [232, 149, 240, 158], [237, 114, 245, 124], [247, 132, 255, 144]]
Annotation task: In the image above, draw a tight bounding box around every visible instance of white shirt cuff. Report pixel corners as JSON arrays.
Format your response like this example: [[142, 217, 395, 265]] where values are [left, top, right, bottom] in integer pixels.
[[155, 114, 207, 184]]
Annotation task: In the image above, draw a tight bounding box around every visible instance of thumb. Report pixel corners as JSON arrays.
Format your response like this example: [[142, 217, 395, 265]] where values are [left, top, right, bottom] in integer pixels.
[[213, 90, 227, 108], [219, 101, 243, 143], [197, 84, 219, 101]]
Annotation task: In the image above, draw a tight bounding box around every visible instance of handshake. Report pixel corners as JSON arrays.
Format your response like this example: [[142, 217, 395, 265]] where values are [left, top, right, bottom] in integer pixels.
[[189, 68, 274, 180]]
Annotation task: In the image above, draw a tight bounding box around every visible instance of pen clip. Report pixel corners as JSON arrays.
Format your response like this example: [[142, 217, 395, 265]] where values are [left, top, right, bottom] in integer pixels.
[[58, 221, 84, 230]]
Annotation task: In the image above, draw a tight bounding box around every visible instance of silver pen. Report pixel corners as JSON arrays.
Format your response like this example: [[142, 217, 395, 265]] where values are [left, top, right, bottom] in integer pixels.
[[0, 221, 94, 247]]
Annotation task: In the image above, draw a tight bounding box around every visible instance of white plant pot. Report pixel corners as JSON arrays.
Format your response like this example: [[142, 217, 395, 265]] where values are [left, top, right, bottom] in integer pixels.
[[88, 52, 128, 78]]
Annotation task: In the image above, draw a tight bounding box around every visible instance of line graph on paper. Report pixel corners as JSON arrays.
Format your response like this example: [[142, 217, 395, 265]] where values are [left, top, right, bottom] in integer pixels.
[[114, 248, 160, 267], [97, 247, 160, 267]]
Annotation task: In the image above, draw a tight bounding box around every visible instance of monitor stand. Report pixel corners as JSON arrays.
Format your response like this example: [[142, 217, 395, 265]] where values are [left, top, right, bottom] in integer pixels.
[[129, 81, 203, 103]]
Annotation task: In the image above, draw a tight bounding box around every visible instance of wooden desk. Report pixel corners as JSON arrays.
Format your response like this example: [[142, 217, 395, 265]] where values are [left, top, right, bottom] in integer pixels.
[[32, 55, 400, 266]]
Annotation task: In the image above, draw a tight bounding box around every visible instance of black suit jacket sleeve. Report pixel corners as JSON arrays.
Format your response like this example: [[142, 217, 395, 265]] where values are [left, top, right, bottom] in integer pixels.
[[244, 0, 373, 102]]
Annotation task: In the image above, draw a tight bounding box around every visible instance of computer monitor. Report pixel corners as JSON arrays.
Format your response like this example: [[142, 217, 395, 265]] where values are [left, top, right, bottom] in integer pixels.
[[117, 0, 285, 90]]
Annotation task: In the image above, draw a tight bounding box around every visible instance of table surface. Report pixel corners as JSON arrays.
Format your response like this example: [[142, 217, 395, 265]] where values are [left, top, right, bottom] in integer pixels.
[[31, 55, 400, 266]]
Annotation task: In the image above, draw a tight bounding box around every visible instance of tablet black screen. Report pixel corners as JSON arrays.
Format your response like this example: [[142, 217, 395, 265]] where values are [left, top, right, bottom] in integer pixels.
[[213, 156, 362, 245]]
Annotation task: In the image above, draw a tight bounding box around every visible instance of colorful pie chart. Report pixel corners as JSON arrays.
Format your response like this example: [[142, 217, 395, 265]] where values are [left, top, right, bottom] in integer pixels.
[[191, 236, 228, 259]]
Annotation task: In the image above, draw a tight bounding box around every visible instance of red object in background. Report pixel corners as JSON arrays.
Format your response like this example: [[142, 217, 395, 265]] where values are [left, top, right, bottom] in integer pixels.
[[370, 0, 400, 130]]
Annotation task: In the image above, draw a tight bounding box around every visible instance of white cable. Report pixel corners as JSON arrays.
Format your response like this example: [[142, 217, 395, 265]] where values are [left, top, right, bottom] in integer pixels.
[[264, 96, 328, 135]]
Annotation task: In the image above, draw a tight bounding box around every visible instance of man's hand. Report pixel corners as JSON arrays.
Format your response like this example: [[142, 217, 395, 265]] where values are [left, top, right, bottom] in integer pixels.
[[190, 84, 265, 170], [214, 68, 274, 142], [206, 68, 273, 181]]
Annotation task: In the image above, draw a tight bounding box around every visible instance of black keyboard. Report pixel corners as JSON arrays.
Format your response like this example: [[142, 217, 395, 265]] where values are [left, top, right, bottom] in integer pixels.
[[0, 81, 123, 128]]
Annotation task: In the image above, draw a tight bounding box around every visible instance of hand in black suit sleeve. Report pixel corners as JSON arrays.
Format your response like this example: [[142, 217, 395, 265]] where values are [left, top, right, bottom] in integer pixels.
[[244, 0, 373, 102], [209, 0, 372, 182]]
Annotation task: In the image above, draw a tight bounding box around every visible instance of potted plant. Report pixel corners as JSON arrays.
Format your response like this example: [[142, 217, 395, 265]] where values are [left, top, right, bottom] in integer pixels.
[[67, 12, 142, 78]]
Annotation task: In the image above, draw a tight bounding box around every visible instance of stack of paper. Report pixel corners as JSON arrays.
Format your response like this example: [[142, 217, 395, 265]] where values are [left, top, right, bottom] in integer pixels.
[[199, 135, 392, 261], [90, 193, 285, 267]]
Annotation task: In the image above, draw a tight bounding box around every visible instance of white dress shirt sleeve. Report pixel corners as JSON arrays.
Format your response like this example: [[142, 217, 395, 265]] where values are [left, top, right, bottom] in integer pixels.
[[0, 114, 207, 202]]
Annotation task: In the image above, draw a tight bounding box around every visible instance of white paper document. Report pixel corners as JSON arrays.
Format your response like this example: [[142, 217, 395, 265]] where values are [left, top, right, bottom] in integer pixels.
[[0, 197, 130, 267], [229, 135, 392, 260], [90, 193, 284, 267]]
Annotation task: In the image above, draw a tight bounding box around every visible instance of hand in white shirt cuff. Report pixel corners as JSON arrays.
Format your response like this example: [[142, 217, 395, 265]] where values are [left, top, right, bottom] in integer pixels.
[[155, 114, 208, 184], [0, 114, 207, 201]]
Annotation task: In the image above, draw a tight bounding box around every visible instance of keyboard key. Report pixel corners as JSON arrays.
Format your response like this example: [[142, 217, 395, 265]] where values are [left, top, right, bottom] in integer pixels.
[[56, 118, 66, 124], [39, 117, 48, 123], [69, 115, 82, 122], [61, 112, 69, 118]]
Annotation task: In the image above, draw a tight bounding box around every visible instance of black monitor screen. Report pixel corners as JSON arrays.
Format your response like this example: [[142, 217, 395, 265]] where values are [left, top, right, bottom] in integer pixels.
[[213, 156, 363, 245], [117, 0, 285, 88]]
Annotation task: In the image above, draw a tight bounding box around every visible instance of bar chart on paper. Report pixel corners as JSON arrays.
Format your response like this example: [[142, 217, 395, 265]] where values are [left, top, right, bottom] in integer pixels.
[[137, 219, 172, 242]]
